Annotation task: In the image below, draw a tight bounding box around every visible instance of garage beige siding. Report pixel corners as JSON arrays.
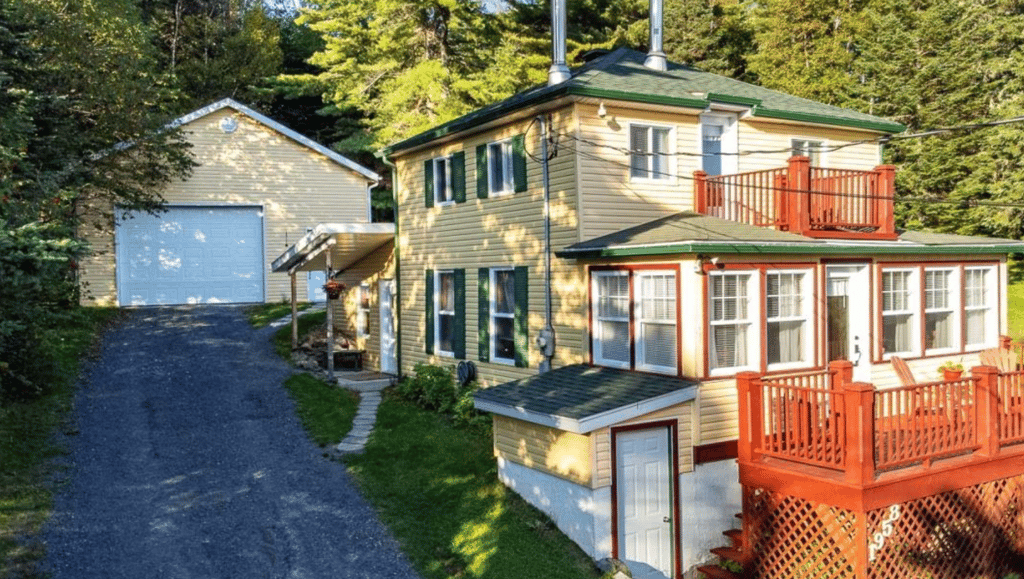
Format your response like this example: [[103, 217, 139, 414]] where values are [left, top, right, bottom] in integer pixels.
[[493, 415, 593, 486], [79, 107, 375, 305], [394, 108, 587, 386]]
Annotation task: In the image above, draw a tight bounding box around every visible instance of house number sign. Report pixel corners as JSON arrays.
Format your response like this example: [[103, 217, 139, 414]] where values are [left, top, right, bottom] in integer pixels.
[[868, 504, 902, 562]]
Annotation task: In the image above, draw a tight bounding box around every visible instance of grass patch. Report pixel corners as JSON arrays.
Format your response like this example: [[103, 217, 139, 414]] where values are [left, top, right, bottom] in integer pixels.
[[344, 395, 602, 579], [245, 301, 313, 329], [1, 307, 120, 578], [282, 374, 359, 446], [271, 310, 327, 360], [1008, 279, 1024, 342]]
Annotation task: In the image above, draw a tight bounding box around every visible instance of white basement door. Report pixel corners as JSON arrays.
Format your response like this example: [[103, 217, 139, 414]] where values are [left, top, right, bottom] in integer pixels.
[[115, 206, 265, 306]]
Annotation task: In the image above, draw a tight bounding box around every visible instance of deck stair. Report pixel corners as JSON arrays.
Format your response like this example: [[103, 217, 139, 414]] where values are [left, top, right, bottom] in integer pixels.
[[696, 517, 748, 579]]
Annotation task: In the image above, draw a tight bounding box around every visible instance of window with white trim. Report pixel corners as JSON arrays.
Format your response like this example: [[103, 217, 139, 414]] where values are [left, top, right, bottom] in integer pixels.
[[592, 271, 631, 369], [924, 268, 957, 353], [965, 266, 996, 349], [487, 140, 514, 196], [766, 271, 810, 368], [357, 283, 371, 337], [635, 271, 677, 374], [629, 124, 671, 180], [435, 270, 455, 356], [709, 272, 756, 372], [791, 139, 823, 166], [433, 156, 452, 205], [491, 268, 516, 364], [882, 269, 918, 356]]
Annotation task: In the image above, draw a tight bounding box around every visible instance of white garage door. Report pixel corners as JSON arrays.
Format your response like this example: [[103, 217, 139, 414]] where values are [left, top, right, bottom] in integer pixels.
[[115, 206, 265, 305]]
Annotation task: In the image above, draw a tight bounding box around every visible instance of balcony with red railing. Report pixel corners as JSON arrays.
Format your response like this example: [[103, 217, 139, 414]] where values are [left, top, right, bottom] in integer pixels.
[[736, 353, 1024, 512], [694, 156, 897, 240]]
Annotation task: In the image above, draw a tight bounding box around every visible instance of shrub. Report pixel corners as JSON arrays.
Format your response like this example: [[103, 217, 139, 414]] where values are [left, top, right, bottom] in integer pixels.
[[398, 363, 490, 432]]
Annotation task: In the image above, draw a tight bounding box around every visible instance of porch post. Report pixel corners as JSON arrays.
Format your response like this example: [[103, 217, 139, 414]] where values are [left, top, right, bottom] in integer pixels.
[[787, 156, 811, 235], [973, 365, 1001, 457], [693, 170, 708, 214], [291, 272, 298, 351], [874, 164, 896, 236], [842, 380, 875, 486], [736, 371, 763, 464], [326, 252, 335, 382]]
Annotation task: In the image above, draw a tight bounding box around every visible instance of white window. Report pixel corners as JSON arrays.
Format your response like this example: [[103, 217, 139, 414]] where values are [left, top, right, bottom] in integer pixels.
[[709, 272, 756, 373], [629, 124, 671, 181], [592, 271, 631, 369], [357, 283, 371, 337], [491, 268, 516, 364], [766, 271, 811, 369], [435, 270, 455, 356], [965, 266, 996, 349], [433, 156, 452, 205], [635, 271, 677, 374], [882, 269, 919, 356], [791, 138, 824, 166], [487, 140, 514, 196], [924, 268, 957, 353]]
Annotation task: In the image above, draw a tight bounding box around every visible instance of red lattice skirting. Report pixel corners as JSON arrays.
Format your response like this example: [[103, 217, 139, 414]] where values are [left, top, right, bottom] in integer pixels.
[[744, 475, 1024, 579]]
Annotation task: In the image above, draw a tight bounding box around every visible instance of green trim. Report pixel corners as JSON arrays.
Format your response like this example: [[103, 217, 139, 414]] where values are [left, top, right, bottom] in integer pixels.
[[707, 92, 762, 107], [425, 269, 434, 355], [557, 242, 1024, 259], [568, 86, 710, 111], [478, 268, 490, 363], [512, 134, 527, 193], [423, 159, 434, 208], [752, 106, 905, 133], [476, 144, 488, 199], [451, 151, 466, 204], [453, 268, 466, 359], [514, 266, 529, 368]]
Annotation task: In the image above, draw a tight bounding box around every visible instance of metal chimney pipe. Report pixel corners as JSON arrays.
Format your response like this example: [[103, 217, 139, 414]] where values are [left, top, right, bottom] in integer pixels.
[[644, 0, 667, 71], [548, 0, 571, 85]]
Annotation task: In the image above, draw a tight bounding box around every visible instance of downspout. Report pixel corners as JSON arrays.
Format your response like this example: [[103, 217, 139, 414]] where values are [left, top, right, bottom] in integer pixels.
[[378, 151, 402, 379], [537, 115, 556, 373]]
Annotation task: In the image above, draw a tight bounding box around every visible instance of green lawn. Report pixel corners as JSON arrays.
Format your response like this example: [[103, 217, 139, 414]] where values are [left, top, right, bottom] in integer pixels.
[[1008, 279, 1024, 342], [343, 395, 604, 579], [283, 374, 359, 447], [0, 307, 120, 578]]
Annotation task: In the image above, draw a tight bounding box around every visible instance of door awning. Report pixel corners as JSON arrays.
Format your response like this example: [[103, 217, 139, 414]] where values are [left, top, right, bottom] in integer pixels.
[[271, 223, 395, 274]]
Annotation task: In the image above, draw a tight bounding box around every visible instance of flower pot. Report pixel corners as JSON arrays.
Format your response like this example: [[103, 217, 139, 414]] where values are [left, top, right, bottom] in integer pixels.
[[942, 369, 963, 381]]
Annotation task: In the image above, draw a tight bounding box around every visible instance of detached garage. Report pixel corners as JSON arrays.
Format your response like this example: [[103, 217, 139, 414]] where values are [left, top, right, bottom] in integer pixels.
[[79, 99, 380, 306]]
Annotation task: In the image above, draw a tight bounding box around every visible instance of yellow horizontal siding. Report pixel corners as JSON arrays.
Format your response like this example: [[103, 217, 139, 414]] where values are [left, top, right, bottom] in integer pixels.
[[593, 401, 696, 488], [395, 110, 587, 387], [493, 415, 592, 486], [699, 378, 739, 445], [79, 108, 374, 305], [330, 241, 396, 372]]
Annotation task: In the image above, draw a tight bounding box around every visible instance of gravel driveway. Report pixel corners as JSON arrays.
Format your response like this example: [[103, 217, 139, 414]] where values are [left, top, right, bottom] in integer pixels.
[[43, 305, 420, 579]]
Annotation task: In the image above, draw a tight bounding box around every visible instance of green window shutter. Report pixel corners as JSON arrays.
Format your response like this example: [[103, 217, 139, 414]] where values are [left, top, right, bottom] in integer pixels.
[[512, 134, 528, 193], [514, 265, 529, 368], [452, 151, 466, 203], [478, 268, 490, 362], [424, 159, 434, 208], [476, 144, 488, 199], [425, 269, 434, 355], [454, 268, 466, 359]]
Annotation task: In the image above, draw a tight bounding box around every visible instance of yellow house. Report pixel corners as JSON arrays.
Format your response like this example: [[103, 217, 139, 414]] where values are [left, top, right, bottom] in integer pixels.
[[382, 47, 1024, 579]]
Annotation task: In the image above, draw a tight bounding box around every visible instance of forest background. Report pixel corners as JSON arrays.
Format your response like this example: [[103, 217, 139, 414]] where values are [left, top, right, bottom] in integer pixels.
[[3, 0, 1024, 399]]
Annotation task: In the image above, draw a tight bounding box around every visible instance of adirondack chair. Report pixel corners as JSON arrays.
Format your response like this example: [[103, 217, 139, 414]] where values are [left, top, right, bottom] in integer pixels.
[[980, 347, 1018, 372], [890, 356, 917, 386]]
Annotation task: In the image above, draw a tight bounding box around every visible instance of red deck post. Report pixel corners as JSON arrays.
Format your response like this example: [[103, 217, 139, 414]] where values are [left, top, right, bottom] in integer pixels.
[[875, 164, 896, 236], [973, 365, 1001, 457], [787, 156, 811, 235], [736, 371, 763, 464], [843, 380, 876, 485], [829, 359, 853, 390], [693, 170, 708, 214]]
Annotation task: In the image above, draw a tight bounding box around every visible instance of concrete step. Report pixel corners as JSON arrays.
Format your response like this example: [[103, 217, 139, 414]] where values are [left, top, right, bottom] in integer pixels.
[[337, 378, 391, 392]]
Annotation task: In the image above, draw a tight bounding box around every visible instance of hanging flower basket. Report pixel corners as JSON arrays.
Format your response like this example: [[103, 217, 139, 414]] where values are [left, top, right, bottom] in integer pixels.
[[323, 279, 346, 300]]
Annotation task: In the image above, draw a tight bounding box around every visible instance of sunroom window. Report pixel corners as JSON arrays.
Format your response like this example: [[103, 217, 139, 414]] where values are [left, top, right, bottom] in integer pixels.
[[709, 272, 754, 372], [882, 269, 918, 356], [593, 272, 631, 369], [965, 266, 995, 349], [766, 272, 809, 368], [635, 271, 677, 374], [924, 268, 956, 353]]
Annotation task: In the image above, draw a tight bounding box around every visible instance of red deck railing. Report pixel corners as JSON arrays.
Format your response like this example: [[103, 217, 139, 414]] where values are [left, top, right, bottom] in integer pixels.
[[759, 369, 845, 470], [694, 156, 897, 239], [873, 378, 978, 470]]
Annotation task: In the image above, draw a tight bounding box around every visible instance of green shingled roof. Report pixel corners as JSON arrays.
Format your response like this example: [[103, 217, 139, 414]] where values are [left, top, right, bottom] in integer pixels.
[[386, 48, 905, 154], [556, 212, 1024, 258], [472, 364, 697, 433]]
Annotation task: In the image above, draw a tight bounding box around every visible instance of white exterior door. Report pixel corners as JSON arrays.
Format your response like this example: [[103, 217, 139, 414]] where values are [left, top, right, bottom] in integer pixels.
[[115, 206, 264, 306], [616, 427, 674, 579], [379, 279, 397, 374], [826, 264, 872, 382]]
